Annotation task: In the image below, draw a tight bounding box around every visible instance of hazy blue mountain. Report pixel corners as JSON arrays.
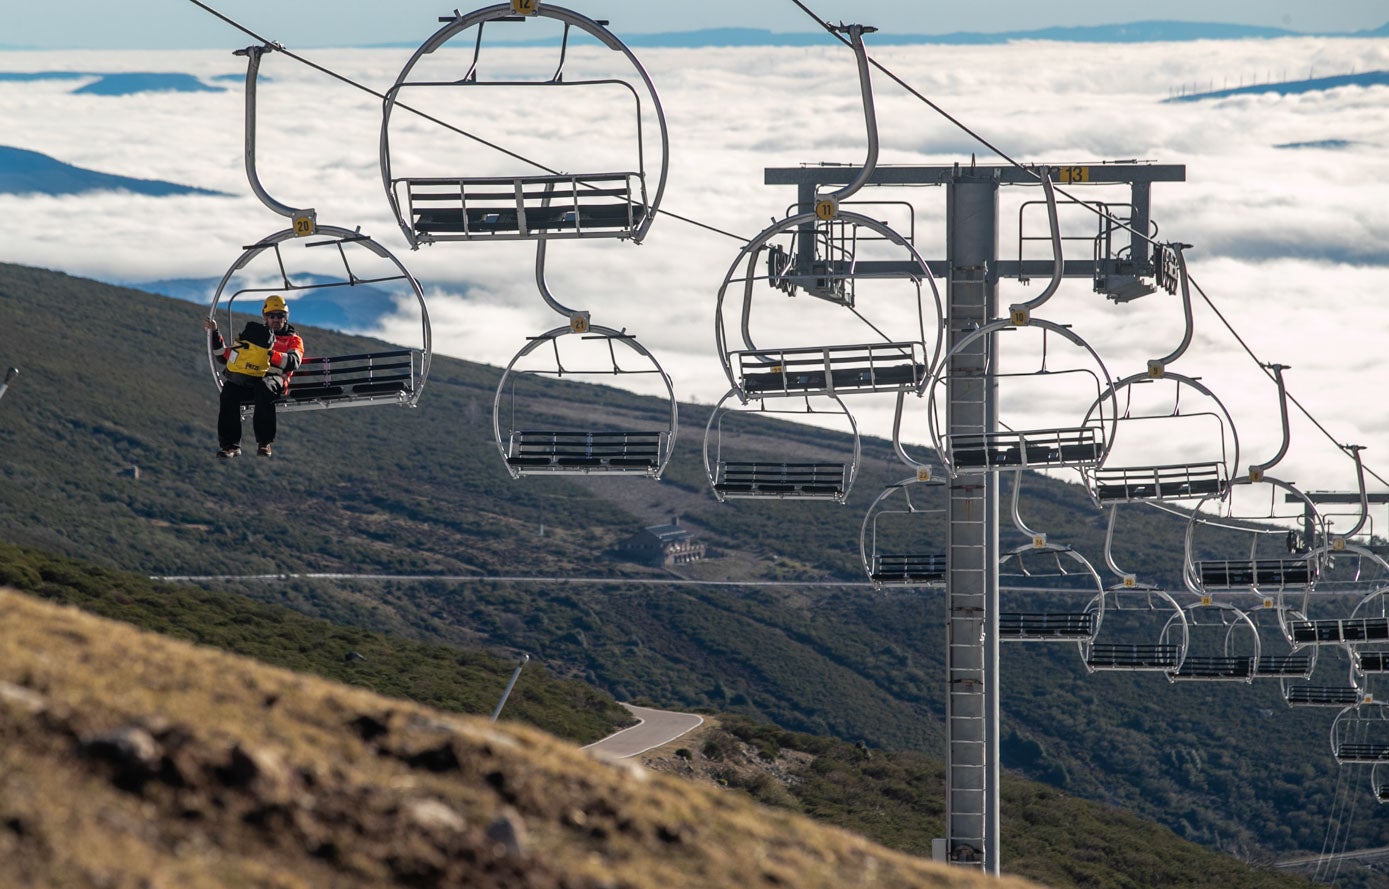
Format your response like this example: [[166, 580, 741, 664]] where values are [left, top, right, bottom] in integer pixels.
[[0, 145, 227, 197], [0, 72, 91, 82], [0, 71, 222, 95], [397, 19, 1388, 49], [72, 72, 223, 95], [1275, 139, 1357, 150], [1167, 70, 1389, 102]]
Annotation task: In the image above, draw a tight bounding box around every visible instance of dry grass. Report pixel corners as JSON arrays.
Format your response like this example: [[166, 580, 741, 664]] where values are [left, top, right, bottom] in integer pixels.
[[0, 587, 1042, 888]]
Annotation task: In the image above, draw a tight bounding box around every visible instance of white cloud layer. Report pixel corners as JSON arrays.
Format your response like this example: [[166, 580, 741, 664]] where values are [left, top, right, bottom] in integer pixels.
[[2, 37, 1388, 505]]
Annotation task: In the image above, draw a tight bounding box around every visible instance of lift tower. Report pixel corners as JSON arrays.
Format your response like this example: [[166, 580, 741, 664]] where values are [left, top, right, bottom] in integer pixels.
[[766, 160, 1185, 873]]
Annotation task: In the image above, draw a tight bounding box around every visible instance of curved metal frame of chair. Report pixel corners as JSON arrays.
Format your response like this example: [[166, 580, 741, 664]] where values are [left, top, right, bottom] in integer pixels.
[[859, 473, 947, 586], [702, 388, 860, 503], [1371, 761, 1389, 803], [1079, 584, 1188, 674], [380, 4, 669, 247], [1238, 605, 1329, 698], [1181, 477, 1323, 599], [492, 322, 677, 479], [1082, 371, 1239, 507], [924, 317, 1117, 477], [998, 541, 1105, 644], [713, 210, 944, 404], [1332, 701, 1389, 765], [1164, 601, 1260, 683], [207, 225, 432, 414], [1274, 625, 1361, 708]]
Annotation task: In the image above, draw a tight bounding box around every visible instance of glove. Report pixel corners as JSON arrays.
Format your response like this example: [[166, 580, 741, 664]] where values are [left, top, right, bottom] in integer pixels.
[[262, 367, 286, 395]]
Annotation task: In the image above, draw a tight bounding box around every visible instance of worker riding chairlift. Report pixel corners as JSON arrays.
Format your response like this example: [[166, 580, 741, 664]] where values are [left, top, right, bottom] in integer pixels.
[[380, 2, 668, 246], [926, 170, 1117, 477], [703, 391, 859, 503], [712, 22, 943, 406], [208, 45, 431, 415]]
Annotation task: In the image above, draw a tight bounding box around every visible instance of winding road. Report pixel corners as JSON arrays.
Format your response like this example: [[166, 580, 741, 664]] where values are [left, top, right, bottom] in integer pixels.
[[584, 704, 704, 759]]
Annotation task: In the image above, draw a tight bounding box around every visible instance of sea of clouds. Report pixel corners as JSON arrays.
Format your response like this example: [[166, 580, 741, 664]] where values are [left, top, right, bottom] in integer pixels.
[[2, 34, 1388, 512]]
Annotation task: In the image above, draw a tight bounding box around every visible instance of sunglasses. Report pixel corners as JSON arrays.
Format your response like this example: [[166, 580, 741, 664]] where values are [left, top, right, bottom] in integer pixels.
[[264, 312, 287, 319]]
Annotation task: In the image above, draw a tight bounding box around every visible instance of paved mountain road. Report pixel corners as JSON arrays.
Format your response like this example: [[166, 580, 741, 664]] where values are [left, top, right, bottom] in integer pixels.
[[584, 704, 704, 759]]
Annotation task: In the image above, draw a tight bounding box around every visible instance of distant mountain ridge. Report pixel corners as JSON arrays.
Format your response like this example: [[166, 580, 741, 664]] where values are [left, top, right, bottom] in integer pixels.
[[0, 71, 223, 95], [372, 18, 1389, 48], [0, 145, 226, 197], [1167, 69, 1389, 102]]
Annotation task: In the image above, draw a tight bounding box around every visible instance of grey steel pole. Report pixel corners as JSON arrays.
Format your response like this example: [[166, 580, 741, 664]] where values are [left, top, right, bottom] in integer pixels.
[[944, 169, 1001, 874], [0, 367, 17, 403], [491, 653, 529, 722]]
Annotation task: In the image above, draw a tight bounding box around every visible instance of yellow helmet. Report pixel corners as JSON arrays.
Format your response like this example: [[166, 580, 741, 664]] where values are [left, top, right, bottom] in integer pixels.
[[262, 294, 288, 315]]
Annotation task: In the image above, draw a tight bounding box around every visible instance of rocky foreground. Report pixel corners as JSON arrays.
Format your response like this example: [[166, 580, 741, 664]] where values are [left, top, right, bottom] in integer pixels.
[[0, 587, 1039, 889]]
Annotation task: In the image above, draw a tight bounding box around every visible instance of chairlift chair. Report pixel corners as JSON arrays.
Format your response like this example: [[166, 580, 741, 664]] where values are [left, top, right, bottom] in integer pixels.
[[859, 473, 947, 586], [1183, 478, 1323, 601], [998, 541, 1105, 643], [1084, 372, 1239, 506], [207, 226, 432, 414], [380, 3, 669, 246], [1079, 584, 1188, 674], [493, 322, 676, 478], [1371, 761, 1389, 803], [714, 210, 943, 404], [703, 389, 860, 503], [1165, 601, 1260, 682], [1332, 702, 1389, 764], [925, 319, 1117, 476]]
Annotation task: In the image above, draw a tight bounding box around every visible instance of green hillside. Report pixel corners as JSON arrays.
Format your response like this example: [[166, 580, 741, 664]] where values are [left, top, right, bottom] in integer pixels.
[[0, 261, 1382, 879], [0, 538, 1314, 888]]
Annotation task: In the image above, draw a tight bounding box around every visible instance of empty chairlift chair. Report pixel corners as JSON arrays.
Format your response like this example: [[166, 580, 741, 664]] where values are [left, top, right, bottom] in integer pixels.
[[1183, 477, 1322, 601], [925, 320, 1116, 476], [1079, 585, 1188, 674], [493, 324, 676, 478], [715, 211, 943, 405], [1332, 702, 1389, 764], [997, 542, 1104, 643], [380, 5, 668, 247], [1241, 602, 1314, 683], [1278, 632, 1360, 707], [1083, 372, 1239, 507], [1372, 762, 1389, 804], [859, 472, 947, 586], [208, 227, 431, 414], [1165, 601, 1260, 682], [703, 390, 859, 503]]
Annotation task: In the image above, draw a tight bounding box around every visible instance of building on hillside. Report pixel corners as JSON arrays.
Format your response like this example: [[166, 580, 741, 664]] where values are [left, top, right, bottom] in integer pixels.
[[618, 516, 705, 566]]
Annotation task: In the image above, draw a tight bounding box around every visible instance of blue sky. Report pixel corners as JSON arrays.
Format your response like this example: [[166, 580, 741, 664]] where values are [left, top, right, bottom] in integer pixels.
[[8, 1, 1388, 50]]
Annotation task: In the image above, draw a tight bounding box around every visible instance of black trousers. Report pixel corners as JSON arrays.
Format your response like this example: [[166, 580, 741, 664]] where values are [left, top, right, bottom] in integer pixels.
[[218, 380, 278, 448]]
